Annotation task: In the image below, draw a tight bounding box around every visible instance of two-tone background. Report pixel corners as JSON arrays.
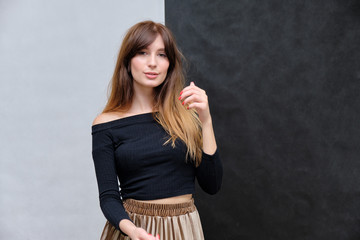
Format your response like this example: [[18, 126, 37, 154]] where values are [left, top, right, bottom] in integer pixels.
[[1, 1, 360, 239]]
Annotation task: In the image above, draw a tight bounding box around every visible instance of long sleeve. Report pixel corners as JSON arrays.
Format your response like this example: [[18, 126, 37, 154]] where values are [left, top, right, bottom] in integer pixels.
[[195, 149, 223, 194], [91, 128, 132, 230]]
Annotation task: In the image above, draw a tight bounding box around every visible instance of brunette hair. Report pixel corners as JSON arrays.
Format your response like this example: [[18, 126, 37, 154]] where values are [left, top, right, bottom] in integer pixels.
[[102, 21, 203, 166]]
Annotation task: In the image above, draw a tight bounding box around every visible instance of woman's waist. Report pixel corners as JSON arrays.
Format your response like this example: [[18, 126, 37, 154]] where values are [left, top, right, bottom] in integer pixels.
[[123, 195, 196, 217], [133, 194, 193, 204], [121, 186, 195, 202]]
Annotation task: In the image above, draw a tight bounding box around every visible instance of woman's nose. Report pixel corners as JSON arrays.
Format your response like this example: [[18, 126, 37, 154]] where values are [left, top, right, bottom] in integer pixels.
[[147, 54, 157, 67]]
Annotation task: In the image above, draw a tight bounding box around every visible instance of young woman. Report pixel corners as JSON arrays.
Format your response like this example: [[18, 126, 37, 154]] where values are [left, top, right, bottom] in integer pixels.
[[91, 21, 223, 240]]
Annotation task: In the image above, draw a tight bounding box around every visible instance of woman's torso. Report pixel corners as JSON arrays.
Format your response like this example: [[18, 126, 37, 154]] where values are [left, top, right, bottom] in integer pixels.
[[91, 112, 192, 204]]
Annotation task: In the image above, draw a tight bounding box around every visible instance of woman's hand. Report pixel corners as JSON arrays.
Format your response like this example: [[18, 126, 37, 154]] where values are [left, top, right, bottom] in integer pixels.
[[179, 82, 212, 124], [120, 220, 160, 240], [179, 81, 217, 155], [129, 226, 160, 240]]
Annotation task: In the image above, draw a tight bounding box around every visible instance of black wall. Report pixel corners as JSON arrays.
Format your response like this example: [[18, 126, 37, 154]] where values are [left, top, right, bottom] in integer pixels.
[[165, 1, 360, 239]]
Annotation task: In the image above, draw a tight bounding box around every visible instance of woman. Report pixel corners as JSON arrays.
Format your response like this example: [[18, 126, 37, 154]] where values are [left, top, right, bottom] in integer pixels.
[[91, 21, 223, 240]]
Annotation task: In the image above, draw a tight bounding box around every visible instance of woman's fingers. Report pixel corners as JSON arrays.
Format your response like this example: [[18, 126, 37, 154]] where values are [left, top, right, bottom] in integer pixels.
[[134, 228, 157, 240], [180, 82, 204, 96], [187, 102, 204, 110], [148, 233, 160, 240], [179, 89, 202, 101], [179, 82, 208, 110], [179, 81, 212, 124], [181, 93, 201, 105]]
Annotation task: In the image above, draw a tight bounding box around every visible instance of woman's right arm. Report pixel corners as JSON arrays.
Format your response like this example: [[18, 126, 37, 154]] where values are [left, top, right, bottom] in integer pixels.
[[92, 115, 159, 240], [91, 125, 132, 232]]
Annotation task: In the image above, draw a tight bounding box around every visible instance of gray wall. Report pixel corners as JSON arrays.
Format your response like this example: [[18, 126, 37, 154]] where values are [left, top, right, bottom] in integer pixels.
[[0, 1, 164, 239]]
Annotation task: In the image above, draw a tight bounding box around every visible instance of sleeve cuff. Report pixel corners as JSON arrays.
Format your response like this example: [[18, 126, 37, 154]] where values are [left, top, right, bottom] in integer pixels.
[[201, 148, 218, 160]]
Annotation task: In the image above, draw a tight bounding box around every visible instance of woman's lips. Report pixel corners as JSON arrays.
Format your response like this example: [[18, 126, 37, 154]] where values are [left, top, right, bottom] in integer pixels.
[[144, 72, 159, 79]]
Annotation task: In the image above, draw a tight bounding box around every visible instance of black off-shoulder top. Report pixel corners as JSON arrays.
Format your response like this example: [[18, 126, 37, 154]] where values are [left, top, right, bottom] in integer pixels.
[[91, 112, 222, 230]]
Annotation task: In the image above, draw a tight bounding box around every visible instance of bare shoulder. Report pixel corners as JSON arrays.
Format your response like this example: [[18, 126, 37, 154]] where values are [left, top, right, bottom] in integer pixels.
[[92, 112, 126, 126]]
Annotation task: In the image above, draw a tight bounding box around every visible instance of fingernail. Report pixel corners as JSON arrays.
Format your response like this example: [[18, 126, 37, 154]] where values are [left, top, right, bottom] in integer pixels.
[[178, 96, 181, 100], [157, 234, 160, 238], [182, 101, 184, 105], [180, 91, 183, 95], [187, 106, 189, 109]]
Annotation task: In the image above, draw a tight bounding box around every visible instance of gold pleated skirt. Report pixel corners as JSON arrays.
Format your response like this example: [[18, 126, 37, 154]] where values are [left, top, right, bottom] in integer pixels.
[[100, 198, 204, 240]]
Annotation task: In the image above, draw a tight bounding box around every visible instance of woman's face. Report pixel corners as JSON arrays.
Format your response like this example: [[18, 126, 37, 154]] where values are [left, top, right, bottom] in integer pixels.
[[130, 34, 170, 91]]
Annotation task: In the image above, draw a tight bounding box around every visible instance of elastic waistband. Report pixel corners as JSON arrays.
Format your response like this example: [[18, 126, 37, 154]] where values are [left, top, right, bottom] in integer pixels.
[[123, 198, 196, 217]]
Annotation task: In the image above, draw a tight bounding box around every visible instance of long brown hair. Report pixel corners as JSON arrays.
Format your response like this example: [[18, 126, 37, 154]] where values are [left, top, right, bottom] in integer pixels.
[[102, 21, 203, 166]]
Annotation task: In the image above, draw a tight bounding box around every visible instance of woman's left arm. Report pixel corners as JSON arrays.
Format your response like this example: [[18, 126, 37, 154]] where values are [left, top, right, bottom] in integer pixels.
[[179, 82, 223, 194], [179, 82, 217, 154]]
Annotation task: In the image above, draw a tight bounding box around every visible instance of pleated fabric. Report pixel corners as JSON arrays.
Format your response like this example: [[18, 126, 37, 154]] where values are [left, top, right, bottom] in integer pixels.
[[100, 198, 204, 240]]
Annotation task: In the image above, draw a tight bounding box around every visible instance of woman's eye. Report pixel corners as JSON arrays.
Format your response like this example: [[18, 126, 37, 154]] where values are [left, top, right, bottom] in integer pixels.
[[158, 53, 167, 57], [138, 51, 147, 55]]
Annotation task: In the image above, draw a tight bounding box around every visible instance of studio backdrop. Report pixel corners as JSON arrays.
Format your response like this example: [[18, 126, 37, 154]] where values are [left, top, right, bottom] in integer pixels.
[[166, 0, 360, 240], [2, 1, 360, 239]]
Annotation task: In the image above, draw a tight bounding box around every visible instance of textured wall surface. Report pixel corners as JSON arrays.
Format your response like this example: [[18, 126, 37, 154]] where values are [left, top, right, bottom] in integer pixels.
[[166, 1, 360, 239], [0, 1, 163, 239]]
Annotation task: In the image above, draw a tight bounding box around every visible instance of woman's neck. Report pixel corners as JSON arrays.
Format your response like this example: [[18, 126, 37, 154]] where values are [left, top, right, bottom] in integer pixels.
[[129, 87, 155, 114]]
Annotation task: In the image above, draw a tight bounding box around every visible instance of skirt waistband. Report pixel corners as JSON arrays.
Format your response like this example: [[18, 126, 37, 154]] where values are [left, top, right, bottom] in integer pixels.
[[123, 198, 196, 217]]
